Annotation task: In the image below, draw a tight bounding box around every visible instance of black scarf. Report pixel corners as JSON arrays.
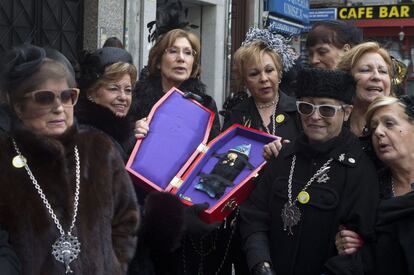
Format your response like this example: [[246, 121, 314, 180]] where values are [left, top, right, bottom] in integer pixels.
[[295, 127, 353, 159]]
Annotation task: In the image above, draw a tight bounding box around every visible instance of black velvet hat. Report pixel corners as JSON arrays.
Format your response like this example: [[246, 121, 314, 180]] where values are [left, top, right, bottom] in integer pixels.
[[0, 44, 46, 96], [296, 68, 356, 104], [78, 47, 133, 90], [44, 47, 75, 81]]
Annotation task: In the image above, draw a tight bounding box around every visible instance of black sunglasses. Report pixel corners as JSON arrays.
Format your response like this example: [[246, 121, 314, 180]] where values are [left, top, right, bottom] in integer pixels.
[[296, 101, 346, 118], [22, 88, 80, 106]]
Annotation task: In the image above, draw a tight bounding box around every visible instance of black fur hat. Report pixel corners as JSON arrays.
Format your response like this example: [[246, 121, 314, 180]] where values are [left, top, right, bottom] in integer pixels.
[[78, 47, 133, 90], [296, 68, 356, 104]]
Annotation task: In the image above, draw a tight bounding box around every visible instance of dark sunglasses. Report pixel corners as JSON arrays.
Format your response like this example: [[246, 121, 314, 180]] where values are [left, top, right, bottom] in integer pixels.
[[296, 101, 346, 118], [22, 88, 80, 106]]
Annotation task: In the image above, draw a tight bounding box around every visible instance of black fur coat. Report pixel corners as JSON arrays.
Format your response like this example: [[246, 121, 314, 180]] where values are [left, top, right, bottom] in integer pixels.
[[131, 75, 221, 140], [0, 122, 140, 275], [75, 98, 136, 161]]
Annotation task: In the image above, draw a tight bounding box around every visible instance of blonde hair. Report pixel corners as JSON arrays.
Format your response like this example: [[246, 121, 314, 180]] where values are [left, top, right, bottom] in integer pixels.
[[87, 62, 137, 95], [365, 96, 403, 125], [232, 41, 283, 92], [337, 41, 394, 96], [147, 29, 201, 78]]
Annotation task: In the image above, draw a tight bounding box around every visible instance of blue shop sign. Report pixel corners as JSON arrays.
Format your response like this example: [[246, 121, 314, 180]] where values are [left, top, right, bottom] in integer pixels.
[[267, 15, 304, 35], [309, 8, 337, 21], [266, 0, 310, 24]]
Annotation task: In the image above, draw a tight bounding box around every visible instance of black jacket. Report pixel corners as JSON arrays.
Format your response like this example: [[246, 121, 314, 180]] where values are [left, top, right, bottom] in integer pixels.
[[222, 92, 301, 141], [0, 227, 20, 275], [240, 129, 379, 275], [131, 76, 221, 140], [363, 169, 414, 275]]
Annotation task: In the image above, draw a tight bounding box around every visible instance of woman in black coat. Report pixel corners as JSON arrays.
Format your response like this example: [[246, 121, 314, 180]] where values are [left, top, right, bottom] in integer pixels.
[[334, 95, 414, 275], [132, 29, 221, 140], [76, 47, 138, 161], [223, 28, 300, 141], [129, 29, 239, 275], [0, 227, 20, 275], [240, 68, 379, 275]]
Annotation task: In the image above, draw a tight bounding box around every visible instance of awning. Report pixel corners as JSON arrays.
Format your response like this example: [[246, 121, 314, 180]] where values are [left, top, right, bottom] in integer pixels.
[[266, 15, 305, 35]]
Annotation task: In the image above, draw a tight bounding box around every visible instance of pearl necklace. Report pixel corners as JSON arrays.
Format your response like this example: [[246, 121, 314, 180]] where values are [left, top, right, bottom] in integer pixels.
[[256, 100, 276, 109], [12, 139, 81, 273], [391, 178, 396, 197], [258, 94, 279, 135]]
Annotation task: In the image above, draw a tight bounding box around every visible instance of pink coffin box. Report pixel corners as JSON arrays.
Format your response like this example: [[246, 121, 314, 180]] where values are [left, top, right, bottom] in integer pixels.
[[126, 87, 277, 223]]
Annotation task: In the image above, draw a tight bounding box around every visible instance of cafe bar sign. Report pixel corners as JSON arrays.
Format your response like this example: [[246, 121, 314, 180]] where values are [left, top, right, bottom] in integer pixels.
[[338, 4, 414, 20]]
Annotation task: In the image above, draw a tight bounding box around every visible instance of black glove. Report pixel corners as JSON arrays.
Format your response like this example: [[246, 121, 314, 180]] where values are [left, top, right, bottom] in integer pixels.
[[251, 262, 276, 275], [183, 202, 221, 237], [140, 192, 185, 252], [183, 92, 203, 103]]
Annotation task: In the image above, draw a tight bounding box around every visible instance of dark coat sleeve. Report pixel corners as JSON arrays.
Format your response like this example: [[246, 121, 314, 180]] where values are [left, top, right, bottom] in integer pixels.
[[109, 146, 141, 272], [0, 227, 20, 275], [222, 110, 241, 132], [324, 154, 379, 275], [239, 160, 278, 270], [201, 95, 221, 141], [337, 154, 379, 241]]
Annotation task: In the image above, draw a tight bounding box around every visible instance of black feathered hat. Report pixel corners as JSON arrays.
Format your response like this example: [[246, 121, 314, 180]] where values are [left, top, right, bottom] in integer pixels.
[[147, 0, 198, 43], [296, 68, 356, 104], [399, 95, 414, 119], [78, 47, 133, 91]]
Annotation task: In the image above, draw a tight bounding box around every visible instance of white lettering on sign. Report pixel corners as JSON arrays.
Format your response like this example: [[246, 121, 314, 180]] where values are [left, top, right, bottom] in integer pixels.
[[286, 0, 308, 8], [284, 3, 303, 18]]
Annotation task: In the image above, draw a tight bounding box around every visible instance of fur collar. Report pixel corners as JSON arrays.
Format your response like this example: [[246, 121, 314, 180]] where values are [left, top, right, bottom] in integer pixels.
[[10, 119, 78, 162], [75, 98, 134, 147]]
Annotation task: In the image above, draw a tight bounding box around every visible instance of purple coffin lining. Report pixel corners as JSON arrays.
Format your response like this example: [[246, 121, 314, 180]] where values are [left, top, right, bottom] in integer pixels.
[[130, 91, 210, 189], [177, 127, 276, 206]]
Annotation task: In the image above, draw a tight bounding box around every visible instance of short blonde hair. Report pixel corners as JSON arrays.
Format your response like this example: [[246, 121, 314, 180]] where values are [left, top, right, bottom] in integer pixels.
[[87, 62, 137, 95], [147, 29, 201, 78], [337, 42, 394, 96], [232, 41, 283, 92], [365, 96, 403, 125]]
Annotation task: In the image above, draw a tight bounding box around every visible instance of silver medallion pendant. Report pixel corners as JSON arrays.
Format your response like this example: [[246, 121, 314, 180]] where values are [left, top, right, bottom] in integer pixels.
[[52, 234, 81, 273], [281, 202, 301, 235]]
